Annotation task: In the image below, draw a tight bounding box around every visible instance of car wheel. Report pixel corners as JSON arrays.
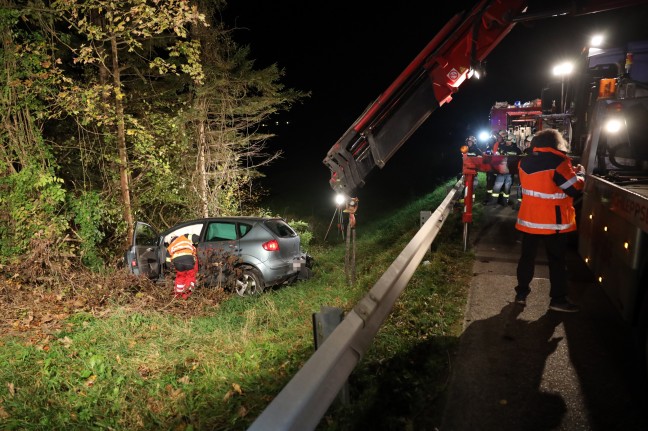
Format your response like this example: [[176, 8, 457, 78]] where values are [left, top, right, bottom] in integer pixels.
[[234, 267, 264, 296]]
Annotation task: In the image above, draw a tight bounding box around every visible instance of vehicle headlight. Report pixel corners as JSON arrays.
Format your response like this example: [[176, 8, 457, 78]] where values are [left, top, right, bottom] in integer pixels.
[[604, 118, 623, 133]]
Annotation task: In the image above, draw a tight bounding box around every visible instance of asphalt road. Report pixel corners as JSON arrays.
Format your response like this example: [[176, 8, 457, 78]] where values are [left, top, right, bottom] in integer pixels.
[[440, 204, 648, 431]]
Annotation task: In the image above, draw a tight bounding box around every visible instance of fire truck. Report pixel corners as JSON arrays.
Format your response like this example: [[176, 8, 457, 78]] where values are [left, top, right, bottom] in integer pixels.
[[489, 99, 542, 138], [322, 0, 648, 378]]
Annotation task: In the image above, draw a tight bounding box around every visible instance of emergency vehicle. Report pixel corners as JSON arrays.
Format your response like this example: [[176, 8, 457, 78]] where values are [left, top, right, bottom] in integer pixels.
[[489, 99, 542, 140]]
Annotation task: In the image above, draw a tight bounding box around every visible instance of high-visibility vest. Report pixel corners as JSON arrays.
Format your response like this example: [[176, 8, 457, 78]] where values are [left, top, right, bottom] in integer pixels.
[[167, 235, 196, 260], [515, 147, 584, 235]]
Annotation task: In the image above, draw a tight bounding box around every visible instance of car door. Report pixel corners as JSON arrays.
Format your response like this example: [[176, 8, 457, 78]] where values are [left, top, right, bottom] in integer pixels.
[[127, 221, 161, 278], [198, 220, 241, 284]]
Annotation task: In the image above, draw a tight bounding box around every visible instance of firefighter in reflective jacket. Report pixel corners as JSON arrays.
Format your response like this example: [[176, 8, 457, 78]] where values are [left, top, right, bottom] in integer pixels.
[[514, 129, 585, 312], [167, 234, 198, 299]]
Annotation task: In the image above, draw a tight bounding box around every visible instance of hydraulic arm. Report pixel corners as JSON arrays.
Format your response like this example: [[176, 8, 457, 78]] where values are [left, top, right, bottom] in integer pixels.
[[323, 0, 527, 195]]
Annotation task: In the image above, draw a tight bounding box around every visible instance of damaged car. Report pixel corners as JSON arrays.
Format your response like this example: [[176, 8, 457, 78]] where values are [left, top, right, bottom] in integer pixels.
[[125, 217, 313, 296]]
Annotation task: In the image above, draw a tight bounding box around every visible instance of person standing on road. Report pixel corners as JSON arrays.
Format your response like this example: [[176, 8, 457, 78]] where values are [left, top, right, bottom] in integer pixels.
[[483, 130, 507, 203], [487, 134, 521, 206], [460, 135, 482, 204], [167, 234, 198, 299], [514, 129, 585, 312], [463, 135, 483, 156]]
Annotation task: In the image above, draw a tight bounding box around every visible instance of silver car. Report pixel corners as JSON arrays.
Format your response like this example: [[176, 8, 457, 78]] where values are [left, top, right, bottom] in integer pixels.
[[125, 217, 313, 296]]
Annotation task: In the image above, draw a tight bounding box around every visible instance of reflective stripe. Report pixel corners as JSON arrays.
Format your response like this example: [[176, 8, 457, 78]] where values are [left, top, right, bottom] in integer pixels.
[[172, 250, 194, 258], [521, 188, 566, 199], [559, 176, 578, 189], [517, 218, 574, 231]]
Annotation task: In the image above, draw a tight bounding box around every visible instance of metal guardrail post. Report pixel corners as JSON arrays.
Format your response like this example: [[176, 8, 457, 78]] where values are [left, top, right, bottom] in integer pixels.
[[248, 180, 463, 431], [312, 306, 349, 405]]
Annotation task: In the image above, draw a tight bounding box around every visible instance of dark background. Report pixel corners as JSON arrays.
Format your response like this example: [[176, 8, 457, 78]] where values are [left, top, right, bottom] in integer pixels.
[[222, 1, 648, 219]]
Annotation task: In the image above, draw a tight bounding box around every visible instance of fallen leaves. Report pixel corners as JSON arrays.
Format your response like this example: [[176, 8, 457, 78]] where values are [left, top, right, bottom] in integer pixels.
[[223, 382, 243, 401], [0, 268, 228, 340], [138, 365, 151, 378], [85, 375, 97, 387], [59, 336, 73, 348]]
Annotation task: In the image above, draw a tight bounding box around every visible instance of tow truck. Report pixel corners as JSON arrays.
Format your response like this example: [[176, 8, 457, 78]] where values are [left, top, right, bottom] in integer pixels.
[[323, 0, 648, 378]]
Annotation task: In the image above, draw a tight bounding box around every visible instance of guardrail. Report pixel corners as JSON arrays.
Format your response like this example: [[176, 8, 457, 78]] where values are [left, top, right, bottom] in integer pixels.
[[248, 179, 464, 431]]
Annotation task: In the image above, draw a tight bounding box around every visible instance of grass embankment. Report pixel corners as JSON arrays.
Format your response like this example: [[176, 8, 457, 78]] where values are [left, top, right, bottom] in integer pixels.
[[0, 178, 477, 430]]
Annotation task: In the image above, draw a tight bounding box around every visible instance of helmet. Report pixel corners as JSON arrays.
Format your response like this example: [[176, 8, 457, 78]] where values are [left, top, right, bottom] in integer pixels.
[[465, 136, 476, 144], [498, 130, 508, 137]]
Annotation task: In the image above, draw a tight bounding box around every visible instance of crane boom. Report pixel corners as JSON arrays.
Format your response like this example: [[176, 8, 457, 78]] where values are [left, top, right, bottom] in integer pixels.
[[322, 0, 527, 194]]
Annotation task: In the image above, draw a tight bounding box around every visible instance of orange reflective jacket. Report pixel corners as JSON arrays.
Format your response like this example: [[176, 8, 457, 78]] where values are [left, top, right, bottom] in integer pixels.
[[515, 147, 584, 235], [167, 235, 196, 260]]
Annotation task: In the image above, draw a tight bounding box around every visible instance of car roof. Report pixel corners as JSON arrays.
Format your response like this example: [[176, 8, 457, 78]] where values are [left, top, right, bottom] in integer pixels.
[[182, 216, 280, 223], [163, 216, 284, 232]]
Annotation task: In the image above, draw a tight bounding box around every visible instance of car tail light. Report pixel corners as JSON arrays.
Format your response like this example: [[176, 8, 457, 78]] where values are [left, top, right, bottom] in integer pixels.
[[262, 239, 279, 251]]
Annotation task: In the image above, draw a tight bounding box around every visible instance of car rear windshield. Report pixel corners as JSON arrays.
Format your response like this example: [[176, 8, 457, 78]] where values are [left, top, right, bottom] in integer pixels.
[[264, 219, 297, 238]]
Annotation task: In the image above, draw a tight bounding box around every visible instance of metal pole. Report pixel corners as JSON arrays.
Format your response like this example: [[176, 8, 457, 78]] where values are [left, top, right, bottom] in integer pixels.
[[561, 76, 565, 113], [351, 227, 356, 285], [324, 207, 339, 242], [345, 221, 352, 285]]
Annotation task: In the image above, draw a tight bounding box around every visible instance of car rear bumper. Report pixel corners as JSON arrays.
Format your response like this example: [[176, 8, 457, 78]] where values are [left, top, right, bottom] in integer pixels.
[[257, 254, 312, 286], [257, 260, 299, 286]]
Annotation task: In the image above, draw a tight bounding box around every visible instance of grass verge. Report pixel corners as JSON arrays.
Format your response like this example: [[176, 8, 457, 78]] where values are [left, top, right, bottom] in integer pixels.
[[0, 177, 478, 430]]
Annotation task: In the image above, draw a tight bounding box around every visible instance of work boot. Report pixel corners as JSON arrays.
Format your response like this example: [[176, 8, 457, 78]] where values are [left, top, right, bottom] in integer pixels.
[[483, 191, 493, 205], [497, 195, 506, 206], [549, 299, 579, 313], [514, 286, 530, 305]]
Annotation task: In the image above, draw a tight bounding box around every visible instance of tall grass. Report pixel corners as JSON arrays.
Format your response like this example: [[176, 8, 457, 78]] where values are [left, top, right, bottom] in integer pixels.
[[0, 177, 476, 430]]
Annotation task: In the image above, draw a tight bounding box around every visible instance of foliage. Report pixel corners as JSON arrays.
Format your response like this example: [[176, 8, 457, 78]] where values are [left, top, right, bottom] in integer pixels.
[[0, 3, 71, 261], [286, 219, 313, 248], [185, 9, 310, 218], [0, 0, 306, 267], [0, 164, 68, 259], [69, 191, 106, 270]]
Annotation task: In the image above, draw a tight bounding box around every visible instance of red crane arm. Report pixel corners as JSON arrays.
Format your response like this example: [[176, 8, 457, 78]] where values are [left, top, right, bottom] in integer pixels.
[[323, 0, 527, 194]]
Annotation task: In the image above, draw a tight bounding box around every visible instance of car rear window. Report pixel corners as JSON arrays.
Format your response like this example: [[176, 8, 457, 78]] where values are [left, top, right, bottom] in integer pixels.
[[264, 219, 297, 238], [238, 223, 253, 238]]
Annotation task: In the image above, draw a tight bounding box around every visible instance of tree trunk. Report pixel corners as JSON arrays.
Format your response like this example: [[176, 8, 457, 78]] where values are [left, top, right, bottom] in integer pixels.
[[196, 100, 209, 217], [110, 34, 134, 242]]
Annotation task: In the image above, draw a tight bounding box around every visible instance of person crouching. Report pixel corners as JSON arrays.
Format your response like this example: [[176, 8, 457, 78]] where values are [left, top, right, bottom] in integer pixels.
[[167, 234, 197, 299]]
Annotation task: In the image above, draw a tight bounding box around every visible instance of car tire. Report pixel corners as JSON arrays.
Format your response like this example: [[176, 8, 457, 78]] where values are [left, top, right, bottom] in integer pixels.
[[234, 267, 264, 296]]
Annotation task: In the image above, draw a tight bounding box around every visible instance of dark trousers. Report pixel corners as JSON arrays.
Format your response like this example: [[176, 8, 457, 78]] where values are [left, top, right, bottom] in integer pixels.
[[516, 232, 568, 299], [486, 172, 496, 192]]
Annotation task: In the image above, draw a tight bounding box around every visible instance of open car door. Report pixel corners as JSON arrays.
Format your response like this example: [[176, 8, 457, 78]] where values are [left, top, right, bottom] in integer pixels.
[[126, 221, 162, 279]]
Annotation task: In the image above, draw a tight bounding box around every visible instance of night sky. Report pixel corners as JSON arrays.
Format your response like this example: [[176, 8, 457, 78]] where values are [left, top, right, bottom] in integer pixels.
[[222, 1, 648, 219]]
